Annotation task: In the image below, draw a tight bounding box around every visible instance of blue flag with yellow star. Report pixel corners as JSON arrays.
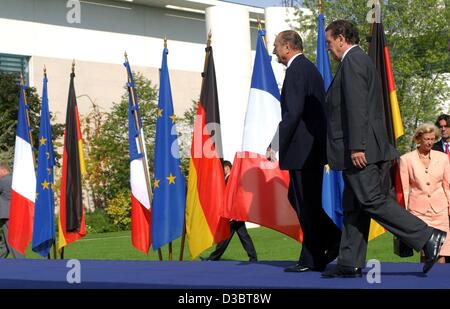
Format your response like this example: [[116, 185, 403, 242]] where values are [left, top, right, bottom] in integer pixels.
[[151, 46, 186, 250], [32, 72, 56, 257], [317, 13, 344, 229]]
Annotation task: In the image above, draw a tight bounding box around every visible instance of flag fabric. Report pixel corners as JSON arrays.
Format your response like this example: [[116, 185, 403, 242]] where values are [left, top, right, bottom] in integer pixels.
[[317, 13, 345, 229], [368, 21, 404, 142], [32, 73, 56, 257], [8, 83, 36, 254], [58, 71, 86, 250], [151, 46, 186, 250], [318, 13, 383, 240], [367, 14, 405, 239], [125, 59, 152, 254], [321, 165, 344, 230], [223, 30, 302, 242], [185, 44, 230, 259]]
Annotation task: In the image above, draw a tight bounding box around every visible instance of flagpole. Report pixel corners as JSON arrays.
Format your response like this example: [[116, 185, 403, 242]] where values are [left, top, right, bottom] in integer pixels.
[[20, 74, 36, 167], [60, 60, 78, 260], [256, 19, 267, 50], [162, 36, 175, 261], [124, 52, 162, 261], [41, 66, 57, 260], [179, 222, 186, 261], [60, 61, 74, 260], [318, 0, 323, 14], [368, 0, 380, 50], [180, 32, 212, 261]]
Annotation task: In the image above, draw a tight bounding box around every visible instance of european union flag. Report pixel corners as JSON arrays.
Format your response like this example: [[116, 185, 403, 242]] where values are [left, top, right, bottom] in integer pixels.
[[151, 46, 186, 250], [32, 72, 56, 257], [317, 13, 344, 229]]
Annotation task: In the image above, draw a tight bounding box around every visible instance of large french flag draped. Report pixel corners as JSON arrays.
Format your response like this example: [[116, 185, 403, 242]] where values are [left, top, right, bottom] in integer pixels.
[[32, 72, 56, 257], [151, 46, 186, 250], [185, 43, 230, 259], [58, 70, 86, 250], [223, 30, 302, 242], [8, 82, 36, 254], [125, 58, 152, 254]]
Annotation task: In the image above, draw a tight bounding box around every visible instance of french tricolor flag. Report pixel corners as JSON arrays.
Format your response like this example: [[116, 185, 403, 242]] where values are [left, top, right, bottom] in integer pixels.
[[8, 83, 36, 254], [224, 30, 302, 242], [124, 58, 152, 254]]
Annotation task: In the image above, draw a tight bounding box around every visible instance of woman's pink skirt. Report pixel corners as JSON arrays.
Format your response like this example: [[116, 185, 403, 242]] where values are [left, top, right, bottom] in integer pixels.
[[410, 208, 450, 256]]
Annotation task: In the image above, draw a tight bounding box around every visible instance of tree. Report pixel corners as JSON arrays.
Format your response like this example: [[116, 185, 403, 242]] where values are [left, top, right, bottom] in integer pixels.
[[177, 100, 198, 176], [84, 73, 197, 212], [299, 0, 449, 154], [0, 72, 64, 164], [84, 72, 159, 208]]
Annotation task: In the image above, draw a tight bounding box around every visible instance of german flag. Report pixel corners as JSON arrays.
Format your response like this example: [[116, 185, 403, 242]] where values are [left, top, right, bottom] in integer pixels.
[[368, 15, 405, 240], [368, 21, 404, 143], [185, 42, 230, 259], [58, 68, 86, 251]]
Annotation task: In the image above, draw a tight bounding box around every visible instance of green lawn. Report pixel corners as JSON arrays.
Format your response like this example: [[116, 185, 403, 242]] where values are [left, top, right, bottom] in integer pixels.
[[24, 227, 420, 263]]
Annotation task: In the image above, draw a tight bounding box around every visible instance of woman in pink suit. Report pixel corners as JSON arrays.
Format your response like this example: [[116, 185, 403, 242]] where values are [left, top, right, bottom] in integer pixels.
[[400, 123, 450, 263]]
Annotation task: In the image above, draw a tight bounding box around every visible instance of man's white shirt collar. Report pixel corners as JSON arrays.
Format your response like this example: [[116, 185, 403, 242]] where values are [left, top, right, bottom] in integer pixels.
[[287, 52, 302, 68], [341, 45, 358, 62]]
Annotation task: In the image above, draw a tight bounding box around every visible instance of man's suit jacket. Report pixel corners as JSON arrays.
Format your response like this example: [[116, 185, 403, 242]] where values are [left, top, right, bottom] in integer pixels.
[[325, 46, 397, 170], [276, 54, 327, 170], [0, 174, 12, 219], [399, 150, 450, 215], [432, 141, 445, 153]]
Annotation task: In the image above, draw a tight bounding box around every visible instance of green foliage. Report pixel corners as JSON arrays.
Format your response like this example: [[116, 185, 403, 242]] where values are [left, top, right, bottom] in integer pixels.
[[84, 73, 198, 210], [0, 72, 64, 165], [84, 72, 159, 208], [178, 100, 198, 176], [105, 189, 132, 230], [85, 208, 118, 234], [300, 0, 450, 154]]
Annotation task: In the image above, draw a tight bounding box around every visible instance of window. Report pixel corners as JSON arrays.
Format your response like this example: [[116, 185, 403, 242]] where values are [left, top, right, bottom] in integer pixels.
[[0, 53, 30, 85]]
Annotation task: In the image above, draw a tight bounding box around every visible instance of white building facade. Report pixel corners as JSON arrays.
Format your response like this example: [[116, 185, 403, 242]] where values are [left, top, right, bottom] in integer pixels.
[[0, 0, 304, 161]]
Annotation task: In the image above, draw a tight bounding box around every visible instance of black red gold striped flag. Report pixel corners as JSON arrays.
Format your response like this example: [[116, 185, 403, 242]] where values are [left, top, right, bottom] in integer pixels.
[[58, 69, 86, 250]]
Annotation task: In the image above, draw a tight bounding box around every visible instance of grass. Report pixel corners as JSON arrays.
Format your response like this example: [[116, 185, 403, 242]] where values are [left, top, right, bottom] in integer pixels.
[[24, 227, 420, 263]]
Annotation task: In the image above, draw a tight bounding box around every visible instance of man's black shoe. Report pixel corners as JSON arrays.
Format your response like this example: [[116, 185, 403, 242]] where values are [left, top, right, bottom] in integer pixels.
[[284, 263, 324, 272], [249, 257, 258, 262], [422, 228, 447, 273], [321, 265, 362, 278]]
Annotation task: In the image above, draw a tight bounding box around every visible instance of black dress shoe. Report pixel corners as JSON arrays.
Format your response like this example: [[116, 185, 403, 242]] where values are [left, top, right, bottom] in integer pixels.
[[422, 228, 447, 273], [284, 263, 324, 272], [321, 265, 362, 278]]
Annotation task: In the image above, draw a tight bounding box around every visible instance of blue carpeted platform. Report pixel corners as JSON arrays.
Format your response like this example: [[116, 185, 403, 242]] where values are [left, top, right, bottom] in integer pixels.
[[0, 259, 449, 289]]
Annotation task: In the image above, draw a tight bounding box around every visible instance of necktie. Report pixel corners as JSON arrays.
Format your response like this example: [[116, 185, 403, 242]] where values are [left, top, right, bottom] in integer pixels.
[[445, 143, 450, 161]]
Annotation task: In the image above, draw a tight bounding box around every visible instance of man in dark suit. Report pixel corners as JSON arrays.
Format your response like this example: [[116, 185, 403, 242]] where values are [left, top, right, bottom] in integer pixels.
[[203, 161, 257, 262], [0, 162, 23, 258], [433, 114, 450, 153], [433, 114, 450, 263], [269, 30, 341, 273], [322, 20, 446, 277]]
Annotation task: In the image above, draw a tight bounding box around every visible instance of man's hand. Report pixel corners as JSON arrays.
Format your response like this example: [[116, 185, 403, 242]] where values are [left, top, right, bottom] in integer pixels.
[[266, 146, 277, 162], [351, 150, 367, 169]]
